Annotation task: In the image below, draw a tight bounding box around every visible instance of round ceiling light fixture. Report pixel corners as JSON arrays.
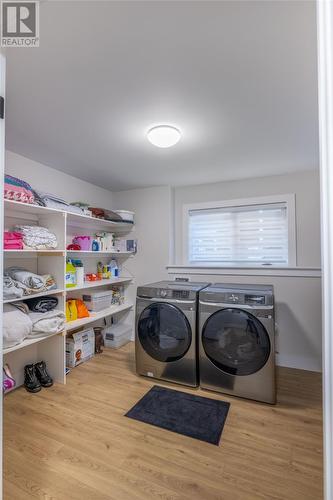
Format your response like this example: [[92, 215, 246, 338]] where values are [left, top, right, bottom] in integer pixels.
[[147, 125, 181, 148]]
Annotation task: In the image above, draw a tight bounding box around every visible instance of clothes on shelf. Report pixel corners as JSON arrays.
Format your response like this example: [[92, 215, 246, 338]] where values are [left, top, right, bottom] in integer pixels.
[[88, 207, 134, 224], [4, 267, 57, 298], [3, 300, 65, 348], [14, 225, 58, 250], [3, 275, 24, 300], [70, 202, 91, 216], [4, 231, 24, 250], [4, 175, 135, 229], [36, 191, 85, 215], [4, 174, 36, 205], [28, 309, 66, 337], [3, 303, 33, 348], [24, 295, 58, 313], [89, 207, 106, 219]]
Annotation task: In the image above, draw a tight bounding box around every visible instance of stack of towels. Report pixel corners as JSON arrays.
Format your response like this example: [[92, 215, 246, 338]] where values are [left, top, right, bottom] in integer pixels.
[[3, 296, 65, 348], [4, 232, 23, 250], [4, 174, 36, 205], [36, 191, 85, 215]]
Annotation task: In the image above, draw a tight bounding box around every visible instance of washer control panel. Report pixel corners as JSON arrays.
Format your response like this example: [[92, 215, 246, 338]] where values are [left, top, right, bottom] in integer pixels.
[[156, 289, 190, 300], [202, 290, 273, 306]]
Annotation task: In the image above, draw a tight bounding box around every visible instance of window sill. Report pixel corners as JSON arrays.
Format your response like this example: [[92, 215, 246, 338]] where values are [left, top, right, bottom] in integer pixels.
[[166, 265, 322, 278]]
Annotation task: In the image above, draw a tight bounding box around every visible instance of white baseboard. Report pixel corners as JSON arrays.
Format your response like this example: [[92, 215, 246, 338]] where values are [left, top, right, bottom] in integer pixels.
[[277, 354, 322, 373]]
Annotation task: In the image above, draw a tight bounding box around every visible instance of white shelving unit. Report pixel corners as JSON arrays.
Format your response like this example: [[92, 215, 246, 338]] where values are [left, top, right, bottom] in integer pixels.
[[3, 199, 135, 390]]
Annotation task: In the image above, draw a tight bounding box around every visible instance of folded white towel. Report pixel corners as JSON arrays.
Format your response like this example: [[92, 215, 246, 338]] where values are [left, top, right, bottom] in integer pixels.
[[15, 225, 58, 250], [3, 304, 32, 348], [28, 310, 66, 337]]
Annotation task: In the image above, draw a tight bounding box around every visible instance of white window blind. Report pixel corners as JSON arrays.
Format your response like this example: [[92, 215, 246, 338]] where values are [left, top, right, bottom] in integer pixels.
[[188, 202, 289, 265]]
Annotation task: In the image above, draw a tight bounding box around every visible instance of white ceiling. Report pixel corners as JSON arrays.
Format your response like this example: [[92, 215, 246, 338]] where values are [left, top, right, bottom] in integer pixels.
[[5, 0, 318, 191]]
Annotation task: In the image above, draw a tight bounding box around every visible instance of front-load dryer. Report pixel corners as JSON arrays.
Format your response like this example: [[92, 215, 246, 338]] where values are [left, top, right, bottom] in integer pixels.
[[136, 281, 210, 387], [199, 284, 276, 403]]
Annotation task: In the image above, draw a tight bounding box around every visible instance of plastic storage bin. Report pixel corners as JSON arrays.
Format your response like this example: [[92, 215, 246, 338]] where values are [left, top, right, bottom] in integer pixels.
[[104, 323, 132, 349], [114, 210, 135, 223], [82, 290, 113, 312]]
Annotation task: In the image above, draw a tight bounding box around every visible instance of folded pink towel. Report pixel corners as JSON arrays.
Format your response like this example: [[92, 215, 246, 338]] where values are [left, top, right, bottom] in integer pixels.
[[4, 184, 35, 204], [4, 231, 23, 240], [4, 241, 23, 249], [4, 232, 23, 250]]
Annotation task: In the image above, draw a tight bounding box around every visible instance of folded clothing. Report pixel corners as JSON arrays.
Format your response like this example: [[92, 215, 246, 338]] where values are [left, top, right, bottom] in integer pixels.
[[4, 175, 45, 207], [89, 207, 105, 219], [3, 275, 24, 300], [14, 225, 57, 250], [3, 303, 32, 348], [4, 267, 57, 296], [4, 231, 23, 250], [36, 191, 85, 215], [28, 310, 66, 337], [5, 267, 44, 289], [4, 175, 35, 205], [25, 296, 58, 313]]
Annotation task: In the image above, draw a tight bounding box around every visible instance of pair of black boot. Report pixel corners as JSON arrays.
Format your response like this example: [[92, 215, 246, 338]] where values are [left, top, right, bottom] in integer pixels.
[[24, 361, 53, 393]]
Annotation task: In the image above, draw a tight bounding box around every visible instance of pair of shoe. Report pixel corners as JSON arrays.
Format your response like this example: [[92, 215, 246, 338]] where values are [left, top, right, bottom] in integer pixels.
[[24, 361, 53, 393]]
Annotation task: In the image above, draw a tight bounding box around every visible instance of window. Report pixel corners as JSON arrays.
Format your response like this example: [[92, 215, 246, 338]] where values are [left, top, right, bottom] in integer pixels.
[[184, 195, 296, 267]]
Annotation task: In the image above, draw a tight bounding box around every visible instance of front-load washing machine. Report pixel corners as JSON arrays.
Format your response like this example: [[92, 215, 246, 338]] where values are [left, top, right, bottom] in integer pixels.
[[199, 284, 276, 403], [136, 281, 210, 387]]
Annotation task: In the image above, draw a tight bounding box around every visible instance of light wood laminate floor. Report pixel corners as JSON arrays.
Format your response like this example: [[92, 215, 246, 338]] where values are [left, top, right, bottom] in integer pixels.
[[4, 344, 323, 500]]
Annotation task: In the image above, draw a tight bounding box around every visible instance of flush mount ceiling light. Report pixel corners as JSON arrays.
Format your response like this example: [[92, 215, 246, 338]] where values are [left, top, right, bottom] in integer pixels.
[[147, 125, 181, 148]]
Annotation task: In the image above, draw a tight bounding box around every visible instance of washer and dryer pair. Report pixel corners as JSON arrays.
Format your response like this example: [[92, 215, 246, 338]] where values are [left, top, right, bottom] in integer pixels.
[[135, 281, 276, 403]]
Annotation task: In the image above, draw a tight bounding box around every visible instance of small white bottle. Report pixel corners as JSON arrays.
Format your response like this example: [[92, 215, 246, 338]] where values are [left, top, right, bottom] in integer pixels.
[[75, 263, 85, 286]]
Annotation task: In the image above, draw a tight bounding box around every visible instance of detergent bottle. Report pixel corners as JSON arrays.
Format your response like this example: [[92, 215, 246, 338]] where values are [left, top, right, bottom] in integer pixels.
[[66, 259, 77, 288], [110, 259, 119, 278]]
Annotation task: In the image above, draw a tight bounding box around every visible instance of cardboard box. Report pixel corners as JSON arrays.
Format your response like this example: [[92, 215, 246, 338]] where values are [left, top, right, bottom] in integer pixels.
[[66, 328, 95, 368]]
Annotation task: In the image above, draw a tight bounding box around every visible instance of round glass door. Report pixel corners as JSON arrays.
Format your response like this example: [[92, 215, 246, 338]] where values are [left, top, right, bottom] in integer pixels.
[[138, 303, 192, 362], [202, 308, 271, 376]]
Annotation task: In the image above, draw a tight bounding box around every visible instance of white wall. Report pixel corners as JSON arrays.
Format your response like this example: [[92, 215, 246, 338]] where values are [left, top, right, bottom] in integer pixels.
[[5, 151, 114, 209], [112, 185, 171, 286]]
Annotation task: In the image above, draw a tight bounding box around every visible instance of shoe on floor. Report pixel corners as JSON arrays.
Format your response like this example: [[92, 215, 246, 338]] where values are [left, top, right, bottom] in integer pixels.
[[34, 361, 53, 388], [24, 364, 42, 393], [3, 363, 16, 394]]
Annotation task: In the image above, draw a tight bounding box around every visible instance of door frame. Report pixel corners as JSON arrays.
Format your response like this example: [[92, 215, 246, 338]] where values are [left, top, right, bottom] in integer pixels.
[[317, 1, 333, 498], [0, 49, 5, 500]]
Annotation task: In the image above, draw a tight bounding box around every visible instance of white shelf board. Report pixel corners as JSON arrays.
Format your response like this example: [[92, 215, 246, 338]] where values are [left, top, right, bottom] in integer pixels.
[[3, 331, 64, 355], [4, 249, 65, 256], [66, 250, 134, 256], [4, 288, 65, 304], [4, 199, 66, 217], [66, 277, 132, 292], [66, 211, 133, 232], [66, 302, 133, 331]]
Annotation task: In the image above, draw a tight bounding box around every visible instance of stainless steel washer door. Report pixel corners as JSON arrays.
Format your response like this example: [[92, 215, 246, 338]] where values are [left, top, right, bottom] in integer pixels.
[[202, 308, 271, 376], [138, 302, 192, 362]]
